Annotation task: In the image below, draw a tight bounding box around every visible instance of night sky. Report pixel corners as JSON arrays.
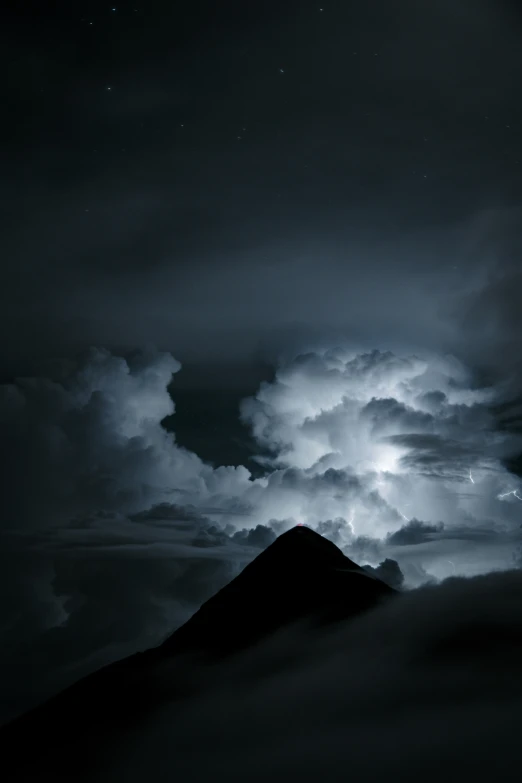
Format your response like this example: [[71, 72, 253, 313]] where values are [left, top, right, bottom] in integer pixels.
[[2, 0, 522, 761], [4, 0, 522, 374]]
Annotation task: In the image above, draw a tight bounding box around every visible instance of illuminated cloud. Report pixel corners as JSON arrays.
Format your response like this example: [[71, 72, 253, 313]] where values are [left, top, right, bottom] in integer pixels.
[[1, 344, 521, 723], [239, 348, 522, 572]]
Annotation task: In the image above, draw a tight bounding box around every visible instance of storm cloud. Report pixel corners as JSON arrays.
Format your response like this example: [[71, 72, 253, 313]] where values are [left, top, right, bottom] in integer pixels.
[[1, 342, 522, 724]]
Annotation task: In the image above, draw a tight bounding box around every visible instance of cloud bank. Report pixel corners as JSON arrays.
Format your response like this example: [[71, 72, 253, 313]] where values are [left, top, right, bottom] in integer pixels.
[[1, 344, 521, 723], [98, 568, 522, 783]]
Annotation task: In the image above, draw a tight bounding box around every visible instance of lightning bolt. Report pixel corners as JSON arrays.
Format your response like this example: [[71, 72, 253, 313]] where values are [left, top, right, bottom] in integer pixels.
[[497, 489, 522, 501], [398, 509, 409, 522], [469, 469, 475, 484]]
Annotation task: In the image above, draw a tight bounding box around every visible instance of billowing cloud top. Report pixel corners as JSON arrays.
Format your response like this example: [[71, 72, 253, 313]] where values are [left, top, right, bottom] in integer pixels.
[[0, 345, 521, 724]]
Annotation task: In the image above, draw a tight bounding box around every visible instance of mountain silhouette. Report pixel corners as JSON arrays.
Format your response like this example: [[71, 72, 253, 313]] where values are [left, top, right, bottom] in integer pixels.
[[156, 523, 396, 657], [0, 526, 396, 780]]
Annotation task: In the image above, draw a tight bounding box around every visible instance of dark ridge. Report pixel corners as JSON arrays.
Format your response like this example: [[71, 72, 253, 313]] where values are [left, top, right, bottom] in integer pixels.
[[0, 526, 396, 780], [157, 524, 394, 658]]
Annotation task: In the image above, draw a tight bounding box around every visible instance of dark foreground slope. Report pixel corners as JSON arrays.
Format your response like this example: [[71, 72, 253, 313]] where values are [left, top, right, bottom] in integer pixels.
[[158, 523, 395, 656], [0, 526, 395, 780]]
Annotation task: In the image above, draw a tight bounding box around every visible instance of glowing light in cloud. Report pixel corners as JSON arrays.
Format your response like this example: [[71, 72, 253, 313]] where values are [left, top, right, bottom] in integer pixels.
[[237, 348, 522, 578], [3, 346, 520, 589]]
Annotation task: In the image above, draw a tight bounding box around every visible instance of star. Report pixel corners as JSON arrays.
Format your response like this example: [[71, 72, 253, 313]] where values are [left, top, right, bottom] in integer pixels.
[[106, 86, 112, 91], [279, 68, 285, 73]]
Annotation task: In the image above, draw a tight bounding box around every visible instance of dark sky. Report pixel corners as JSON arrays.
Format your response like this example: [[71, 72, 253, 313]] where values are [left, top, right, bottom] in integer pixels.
[[3, 0, 522, 380]]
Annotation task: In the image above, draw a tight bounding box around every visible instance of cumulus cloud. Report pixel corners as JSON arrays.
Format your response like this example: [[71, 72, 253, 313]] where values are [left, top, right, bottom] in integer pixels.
[[1, 344, 522, 723], [1, 347, 201, 528], [240, 348, 522, 565], [363, 558, 405, 590], [231, 524, 277, 549]]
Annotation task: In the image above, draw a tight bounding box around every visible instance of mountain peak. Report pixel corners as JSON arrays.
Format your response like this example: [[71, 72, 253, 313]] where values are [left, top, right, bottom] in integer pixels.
[[0, 527, 397, 780], [254, 524, 359, 567], [157, 525, 395, 657]]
